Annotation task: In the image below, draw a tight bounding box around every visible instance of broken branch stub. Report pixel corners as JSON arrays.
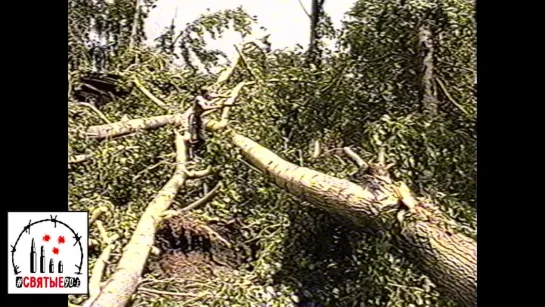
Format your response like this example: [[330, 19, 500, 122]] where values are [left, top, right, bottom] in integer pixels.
[[343, 147, 368, 169]]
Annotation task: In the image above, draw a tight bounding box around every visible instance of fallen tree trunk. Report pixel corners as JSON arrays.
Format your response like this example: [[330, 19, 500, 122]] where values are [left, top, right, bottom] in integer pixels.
[[86, 115, 477, 306], [86, 113, 186, 140], [84, 131, 189, 307], [222, 129, 477, 307]]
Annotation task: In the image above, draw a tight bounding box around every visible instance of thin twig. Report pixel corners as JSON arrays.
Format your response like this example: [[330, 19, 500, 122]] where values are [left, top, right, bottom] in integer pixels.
[[182, 181, 223, 212], [436, 77, 472, 117], [296, 0, 311, 18], [186, 167, 213, 178], [311, 140, 321, 158], [133, 158, 173, 181], [238, 157, 263, 174], [95, 221, 109, 242], [201, 224, 232, 248]]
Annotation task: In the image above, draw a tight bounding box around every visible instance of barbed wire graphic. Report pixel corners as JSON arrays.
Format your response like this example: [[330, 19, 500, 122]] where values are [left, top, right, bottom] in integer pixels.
[[10, 215, 84, 275]]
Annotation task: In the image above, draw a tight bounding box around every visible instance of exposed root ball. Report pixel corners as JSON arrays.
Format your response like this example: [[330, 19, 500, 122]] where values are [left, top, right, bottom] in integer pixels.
[[148, 216, 259, 280]]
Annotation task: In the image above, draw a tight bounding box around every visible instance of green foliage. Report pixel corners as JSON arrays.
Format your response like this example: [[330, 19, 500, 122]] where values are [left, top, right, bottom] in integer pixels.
[[336, 0, 476, 208], [155, 7, 257, 71], [68, 0, 476, 306]]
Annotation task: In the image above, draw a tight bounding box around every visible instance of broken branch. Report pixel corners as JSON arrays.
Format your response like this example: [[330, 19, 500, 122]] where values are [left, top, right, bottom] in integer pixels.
[[182, 181, 223, 212], [86, 113, 185, 140], [343, 147, 368, 169], [133, 78, 168, 109]]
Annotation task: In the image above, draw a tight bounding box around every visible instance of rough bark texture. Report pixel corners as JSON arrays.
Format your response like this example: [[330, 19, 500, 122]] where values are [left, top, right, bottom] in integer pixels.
[[85, 132, 188, 307], [226, 131, 476, 307], [419, 23, 438, 115]]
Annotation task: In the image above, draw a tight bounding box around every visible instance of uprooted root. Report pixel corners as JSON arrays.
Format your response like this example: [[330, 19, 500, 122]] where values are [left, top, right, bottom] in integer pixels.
[[129, 215, 261, 306], [151, 215, 258, 274]]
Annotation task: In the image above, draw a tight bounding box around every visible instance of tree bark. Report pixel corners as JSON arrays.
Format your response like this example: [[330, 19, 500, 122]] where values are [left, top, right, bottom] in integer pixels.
[[84, 132, 188, 307], [223, 130, 476, 307], [86, 113, 186, 139], [418, 23, 438, 115], [307, 0, 326, 65], [128, 0, 141, 49]]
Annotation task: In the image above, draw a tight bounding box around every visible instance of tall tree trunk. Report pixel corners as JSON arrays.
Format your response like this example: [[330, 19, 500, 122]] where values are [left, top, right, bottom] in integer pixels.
[[418, 23, 438, 115], [307, 0, 326, 65], [224, 129, 476, 307], [128, 0, 141, 49]]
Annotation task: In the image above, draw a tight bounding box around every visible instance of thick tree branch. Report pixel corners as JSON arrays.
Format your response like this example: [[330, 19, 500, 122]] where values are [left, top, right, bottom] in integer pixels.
[[214, 45, 241, 86], [86, 113, 185, 139], [85, 131, 190, 307], [212, 127, 476, 307]]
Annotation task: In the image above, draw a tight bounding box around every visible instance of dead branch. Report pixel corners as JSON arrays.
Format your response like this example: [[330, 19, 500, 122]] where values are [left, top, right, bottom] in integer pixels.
[[343, 147, 368, 169], [182, 181, 223, 212]]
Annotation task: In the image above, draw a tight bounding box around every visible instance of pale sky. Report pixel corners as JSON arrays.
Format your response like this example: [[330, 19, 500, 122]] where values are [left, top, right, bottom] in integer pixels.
[[144, 0, 357, 61]]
